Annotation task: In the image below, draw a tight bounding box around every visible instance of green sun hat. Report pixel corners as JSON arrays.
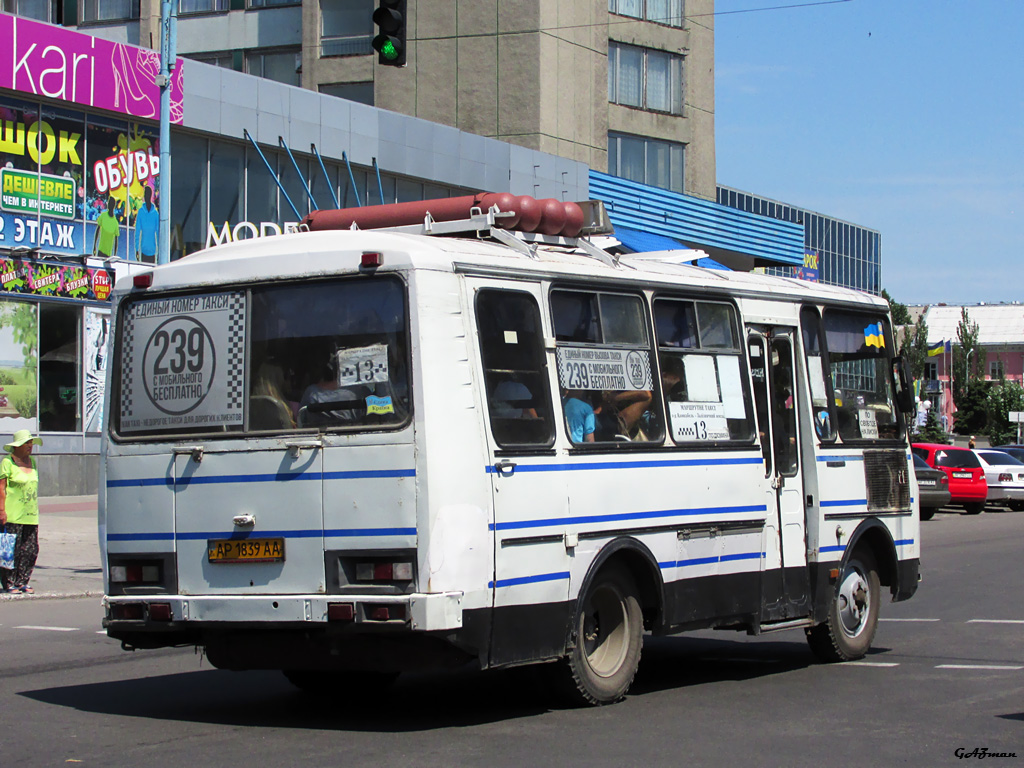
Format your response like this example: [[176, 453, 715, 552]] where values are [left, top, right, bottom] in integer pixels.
[[3, 429, 42, 452]]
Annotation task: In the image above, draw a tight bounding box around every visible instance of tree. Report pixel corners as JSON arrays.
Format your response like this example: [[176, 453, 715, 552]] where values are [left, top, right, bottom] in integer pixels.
[[986, 381, 1024, 446], [952, 307, 985, 435], [917, 403, 950, 443], [899, 314, 930, 382], [882, 289, 911, 326]]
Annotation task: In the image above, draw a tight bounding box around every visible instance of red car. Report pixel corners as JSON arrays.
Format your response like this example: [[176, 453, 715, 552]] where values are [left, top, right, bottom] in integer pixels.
[[912, 443, 988, 514]]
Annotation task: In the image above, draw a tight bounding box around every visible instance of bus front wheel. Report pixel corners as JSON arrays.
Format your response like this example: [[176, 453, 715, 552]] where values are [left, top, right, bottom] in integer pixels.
[[562, 564, 643, 705], [806, 550, 880, 663]]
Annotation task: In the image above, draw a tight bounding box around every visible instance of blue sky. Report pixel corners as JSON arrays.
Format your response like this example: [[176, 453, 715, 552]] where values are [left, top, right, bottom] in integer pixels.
[[715, 0, 1023, 305]]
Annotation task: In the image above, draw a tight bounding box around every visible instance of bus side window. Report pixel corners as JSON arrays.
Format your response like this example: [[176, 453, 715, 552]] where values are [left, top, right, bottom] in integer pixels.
[[552, 290, 663, 445], [800, 307, 836, 442], [476, 289, 555, 448], [655, 298, 754, 446]]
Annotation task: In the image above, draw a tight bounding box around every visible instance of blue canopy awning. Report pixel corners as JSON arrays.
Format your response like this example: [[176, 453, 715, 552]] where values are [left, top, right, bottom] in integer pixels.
[[614, 227, 730, 271]]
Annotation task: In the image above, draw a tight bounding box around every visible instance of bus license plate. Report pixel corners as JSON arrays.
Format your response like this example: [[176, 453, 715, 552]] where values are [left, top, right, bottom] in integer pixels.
[[208, 538, 285, 564], [952, 472, 971, 479]]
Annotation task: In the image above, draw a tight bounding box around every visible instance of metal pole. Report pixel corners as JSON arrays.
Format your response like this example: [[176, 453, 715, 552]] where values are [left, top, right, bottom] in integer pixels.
[[158, 0, 176, 265], [279, 137, 318, 211], [311, 144, 340, 209]]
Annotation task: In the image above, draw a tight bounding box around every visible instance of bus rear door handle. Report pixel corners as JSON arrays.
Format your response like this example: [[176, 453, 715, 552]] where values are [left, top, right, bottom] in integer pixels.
[[285, 440, 321, 458], [494, 460, 517, 477]]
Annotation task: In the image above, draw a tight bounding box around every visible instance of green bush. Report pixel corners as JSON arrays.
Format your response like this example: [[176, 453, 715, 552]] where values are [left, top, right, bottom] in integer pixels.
[[12, 391, 35, 419]]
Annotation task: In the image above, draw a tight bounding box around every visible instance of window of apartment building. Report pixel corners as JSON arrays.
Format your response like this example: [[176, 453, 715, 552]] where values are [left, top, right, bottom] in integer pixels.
[[178, 0, 228, 14], [608, 132, 684, 193], [608, 41, 683, 114], [320, 0, 374, 57], [82, 0, 138, 21], [990, 360, 1004, 380], [3, 0, 60, 23], [924, 361, 938, 381], [185, 51, 238, 69], [249, 0, 297, 7], [245, 48, 302, 87], [609, 0, 683, 28], [319, 82, 374, 106]]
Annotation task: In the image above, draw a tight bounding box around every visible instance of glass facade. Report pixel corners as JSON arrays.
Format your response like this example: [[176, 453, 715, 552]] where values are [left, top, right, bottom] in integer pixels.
[[172, 131, 473, 259], [716, 185, 881, 294]]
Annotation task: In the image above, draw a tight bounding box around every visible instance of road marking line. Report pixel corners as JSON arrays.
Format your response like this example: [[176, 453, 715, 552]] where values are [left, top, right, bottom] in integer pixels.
[[14, 625, 78, 632], [880, 618, 942, 626], [844, 661, 900, 667], [936, 664, 1024, 670], [967, 619, 1024, 624]]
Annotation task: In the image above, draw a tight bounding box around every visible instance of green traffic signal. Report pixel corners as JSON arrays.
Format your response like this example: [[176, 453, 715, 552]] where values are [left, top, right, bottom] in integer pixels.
[[381, 39, 398, 60]]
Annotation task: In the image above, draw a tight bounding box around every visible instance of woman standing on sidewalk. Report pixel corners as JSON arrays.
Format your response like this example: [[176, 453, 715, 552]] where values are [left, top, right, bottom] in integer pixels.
[[0, 430, 41, 595]]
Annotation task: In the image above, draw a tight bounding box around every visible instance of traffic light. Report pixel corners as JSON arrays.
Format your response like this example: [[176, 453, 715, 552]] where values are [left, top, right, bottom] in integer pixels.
[[372, 0, 407, 67]]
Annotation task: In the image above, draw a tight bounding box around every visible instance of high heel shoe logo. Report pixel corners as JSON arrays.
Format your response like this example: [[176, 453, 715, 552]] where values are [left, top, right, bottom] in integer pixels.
[[110, 43, 156, 119]]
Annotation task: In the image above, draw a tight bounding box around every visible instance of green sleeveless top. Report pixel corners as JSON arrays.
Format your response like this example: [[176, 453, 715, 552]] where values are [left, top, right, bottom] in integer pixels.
[[1, 455, 39, 525]]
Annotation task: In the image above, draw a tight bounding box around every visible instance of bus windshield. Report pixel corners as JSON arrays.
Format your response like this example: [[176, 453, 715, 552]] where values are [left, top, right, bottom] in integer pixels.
[[823, 310, 902, 442], [114, 276, 410, 438]]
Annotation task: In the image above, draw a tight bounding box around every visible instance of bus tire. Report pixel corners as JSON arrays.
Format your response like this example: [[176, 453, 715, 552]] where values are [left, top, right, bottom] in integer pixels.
[[806, 550, 880, 663], [563, 564, 643, 705], [963, 502, 985, 515], [283, 669, 399, 694]]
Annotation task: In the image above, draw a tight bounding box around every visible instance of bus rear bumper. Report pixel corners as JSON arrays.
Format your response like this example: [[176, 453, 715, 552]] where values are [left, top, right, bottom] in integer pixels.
[[103, 591, 464, 634]]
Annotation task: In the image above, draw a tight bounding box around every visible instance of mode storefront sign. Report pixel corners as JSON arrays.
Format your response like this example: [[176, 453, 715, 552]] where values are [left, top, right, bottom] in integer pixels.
[[0, 15, 182, 264]]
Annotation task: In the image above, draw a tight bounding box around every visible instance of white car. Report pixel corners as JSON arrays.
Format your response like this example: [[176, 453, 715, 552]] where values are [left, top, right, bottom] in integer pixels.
[[973, 449, 1024, 511]]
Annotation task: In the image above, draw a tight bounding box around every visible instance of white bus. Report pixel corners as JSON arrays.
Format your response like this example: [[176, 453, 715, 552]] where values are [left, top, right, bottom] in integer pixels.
[[101, 200, 920, 705]]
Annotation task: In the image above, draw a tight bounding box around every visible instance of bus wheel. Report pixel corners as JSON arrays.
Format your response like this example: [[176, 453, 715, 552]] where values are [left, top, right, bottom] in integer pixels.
[[806, 550, 880, 663], [283, 669, 399, 694], [564, 565, 643, 705]]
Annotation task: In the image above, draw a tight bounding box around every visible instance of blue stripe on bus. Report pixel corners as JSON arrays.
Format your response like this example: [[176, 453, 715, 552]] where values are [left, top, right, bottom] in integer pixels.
[[816, 455, 865, 462], [820, 499, 867, 507], [821, 538, 915, 556], [107, 468, 416, 488], [485, 456, 764, 474], [107, 527, 416, 542], [489, 571, 571, 589], [659, 551, 764, 569], [491, 503, 768, 532]]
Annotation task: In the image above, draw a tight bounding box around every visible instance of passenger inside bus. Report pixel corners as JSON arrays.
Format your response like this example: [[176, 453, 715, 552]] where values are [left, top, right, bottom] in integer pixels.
[[563, 390, 597, 443]]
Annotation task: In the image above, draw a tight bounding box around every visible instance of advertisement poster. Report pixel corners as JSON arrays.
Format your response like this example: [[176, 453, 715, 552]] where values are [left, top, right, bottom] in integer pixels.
[[1, 95, 162, 264], [120, 292, 246, 433], [0, 298, 38, 432], [556, 345, 653, 392], [84, 308, 110, 433]]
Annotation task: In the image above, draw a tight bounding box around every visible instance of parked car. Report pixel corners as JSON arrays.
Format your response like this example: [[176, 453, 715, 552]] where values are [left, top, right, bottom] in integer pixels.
[[973, 449, 1024, 511], [991, 445, 1024, 463], [911, 442, 988, 514], [913, 454, 950, 520]]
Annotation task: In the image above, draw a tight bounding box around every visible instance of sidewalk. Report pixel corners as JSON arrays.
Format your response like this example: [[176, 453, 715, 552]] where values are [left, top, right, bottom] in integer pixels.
[[1, 495, 101, 600]]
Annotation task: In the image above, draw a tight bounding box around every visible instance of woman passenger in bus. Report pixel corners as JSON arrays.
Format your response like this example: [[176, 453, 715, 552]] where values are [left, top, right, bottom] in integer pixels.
[[563, 390, 597, 443]]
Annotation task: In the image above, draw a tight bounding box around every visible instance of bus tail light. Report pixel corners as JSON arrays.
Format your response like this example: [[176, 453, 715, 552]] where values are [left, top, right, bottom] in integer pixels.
[[361, 251, 383, 269], [148, 603, 173, 621], [328, 602, 355, 621], [110, 563, 161, 584], [133, 272, 153, 289], [355, 561, 413, 582], [110, 603, 146, 621]]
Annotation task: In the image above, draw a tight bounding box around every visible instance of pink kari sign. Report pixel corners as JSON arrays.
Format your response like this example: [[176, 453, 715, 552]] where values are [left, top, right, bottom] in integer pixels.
[[0, 12, 183, 124]]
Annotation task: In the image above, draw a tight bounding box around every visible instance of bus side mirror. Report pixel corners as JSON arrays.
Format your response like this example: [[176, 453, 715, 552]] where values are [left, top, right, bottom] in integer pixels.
[[892, 356, 914, 414]]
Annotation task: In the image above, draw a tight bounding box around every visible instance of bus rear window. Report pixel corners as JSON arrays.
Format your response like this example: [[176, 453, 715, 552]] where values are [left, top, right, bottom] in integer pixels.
[[115, 276, 410, 437]]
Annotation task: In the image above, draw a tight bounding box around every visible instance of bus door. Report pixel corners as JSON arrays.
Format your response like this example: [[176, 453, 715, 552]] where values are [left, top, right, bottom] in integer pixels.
[[172, 439, 325, 596], [471, 282, 571, 664], [747, 327, 810, 618]]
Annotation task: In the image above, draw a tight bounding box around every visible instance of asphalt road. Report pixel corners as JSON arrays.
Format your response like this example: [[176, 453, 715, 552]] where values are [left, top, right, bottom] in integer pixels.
[[1, 508, 1022, 768]]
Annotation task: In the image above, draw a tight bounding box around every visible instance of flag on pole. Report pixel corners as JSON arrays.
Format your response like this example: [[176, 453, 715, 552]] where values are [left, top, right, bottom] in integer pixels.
[[927, 341, 944, 357]]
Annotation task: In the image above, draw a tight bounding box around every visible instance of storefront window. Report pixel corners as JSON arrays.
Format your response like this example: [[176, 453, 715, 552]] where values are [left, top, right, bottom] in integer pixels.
[[0, 300, 38, 433], [246, 148, 277, 225], [209, 141, 245, 229], [170, 133, 208, 259], [39, 303, 80, 433]]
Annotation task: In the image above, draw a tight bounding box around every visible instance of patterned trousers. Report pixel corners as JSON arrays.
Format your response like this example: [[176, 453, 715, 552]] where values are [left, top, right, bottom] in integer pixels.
[[1, 523, 38, 591]]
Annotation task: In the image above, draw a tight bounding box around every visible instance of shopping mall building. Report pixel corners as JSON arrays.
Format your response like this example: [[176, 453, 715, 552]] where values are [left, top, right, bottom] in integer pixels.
[[0, 9, 879, 493]]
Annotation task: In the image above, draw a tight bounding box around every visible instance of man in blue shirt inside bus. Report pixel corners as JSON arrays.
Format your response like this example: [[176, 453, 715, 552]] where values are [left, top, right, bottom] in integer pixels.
[[134, 186, 159, 263], [563, 391, 596, 443]]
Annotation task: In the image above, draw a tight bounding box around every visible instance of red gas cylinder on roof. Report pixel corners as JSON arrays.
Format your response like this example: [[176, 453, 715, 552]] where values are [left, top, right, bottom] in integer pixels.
[[301, 193, 585, 238]]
